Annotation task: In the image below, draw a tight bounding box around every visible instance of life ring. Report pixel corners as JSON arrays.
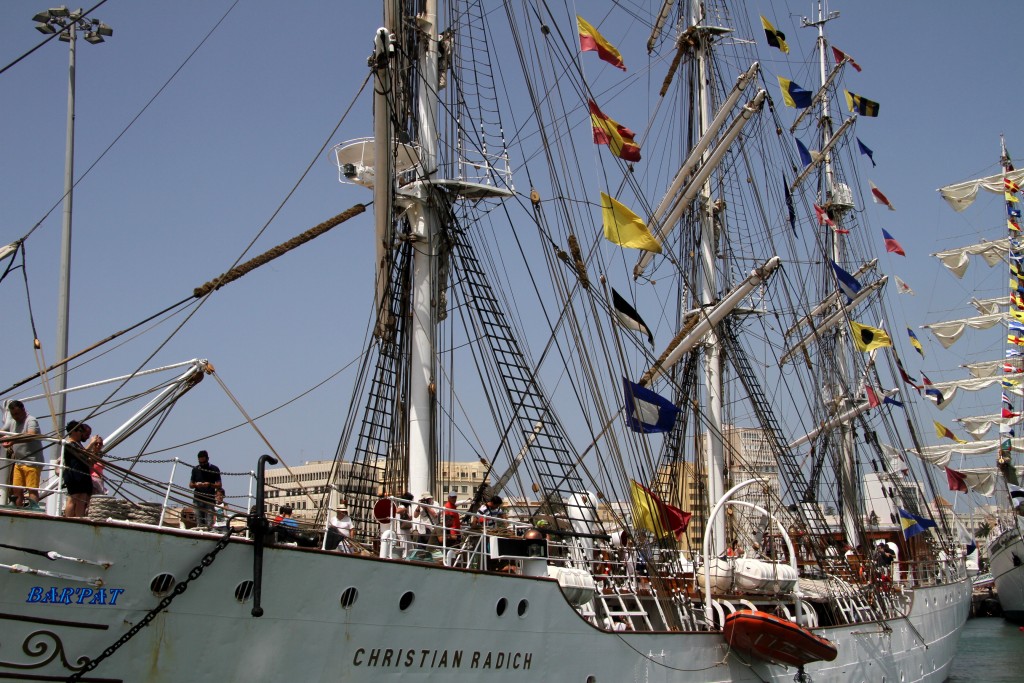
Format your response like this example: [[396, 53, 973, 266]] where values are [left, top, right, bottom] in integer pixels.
[[373, 498, 395, 524]]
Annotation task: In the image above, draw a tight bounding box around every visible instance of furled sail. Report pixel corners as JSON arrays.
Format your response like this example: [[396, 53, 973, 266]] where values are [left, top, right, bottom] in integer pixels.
[[971, 296, 1010, 315], [924, 375, 1023, 410], [964, 357, 1022, 378], [938, 169, 1024, 212], [932, 238, 1010, 278], [921, 312, 1005, 349], [958, 413, 1021, 440], [906, 437, 1024, 466]]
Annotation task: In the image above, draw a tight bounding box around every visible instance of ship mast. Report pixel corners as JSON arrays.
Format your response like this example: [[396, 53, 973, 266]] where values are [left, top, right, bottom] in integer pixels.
[[403, 0, 441, 497], [692, 1, 727, 555], [802, 2, 861, 547]]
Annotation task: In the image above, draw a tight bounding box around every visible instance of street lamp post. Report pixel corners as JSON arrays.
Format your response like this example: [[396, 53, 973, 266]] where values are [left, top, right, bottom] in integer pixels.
[[32, 6, 112, 433]]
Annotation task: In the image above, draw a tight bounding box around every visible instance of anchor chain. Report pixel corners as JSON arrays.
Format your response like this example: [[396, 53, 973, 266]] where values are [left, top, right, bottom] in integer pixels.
[[67, 527, 235, 682]]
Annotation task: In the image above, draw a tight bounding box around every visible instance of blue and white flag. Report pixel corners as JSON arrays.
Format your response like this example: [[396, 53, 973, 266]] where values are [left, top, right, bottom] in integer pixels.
[[830, 260, 862, 302], [623, 378, 680, 434]]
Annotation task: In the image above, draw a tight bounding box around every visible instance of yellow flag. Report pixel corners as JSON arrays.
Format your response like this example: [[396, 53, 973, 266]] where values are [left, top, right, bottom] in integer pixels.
[[849, 321, 892, 352], [934, 421, 966, 444], [601, 193, 661, 253]]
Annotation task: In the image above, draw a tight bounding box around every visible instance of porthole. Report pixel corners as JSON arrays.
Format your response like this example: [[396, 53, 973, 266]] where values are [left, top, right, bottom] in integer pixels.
[[340, 587, 359, 609], [399, 591, 415, 611], [517, 599, 529, 617], [150, 573, 176, 596], [586, 677, 597, 683], [496, 597, 508, 616], [234, 580, 254, 603]]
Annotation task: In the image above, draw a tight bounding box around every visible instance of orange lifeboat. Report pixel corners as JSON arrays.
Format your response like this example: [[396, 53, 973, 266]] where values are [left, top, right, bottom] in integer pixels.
[[722, 610, 838, 668]]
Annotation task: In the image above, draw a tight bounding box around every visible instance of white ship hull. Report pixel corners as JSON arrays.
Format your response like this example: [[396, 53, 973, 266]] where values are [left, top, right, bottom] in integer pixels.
[[0, 511, 969, 682], [989, 520, 1024, 622]]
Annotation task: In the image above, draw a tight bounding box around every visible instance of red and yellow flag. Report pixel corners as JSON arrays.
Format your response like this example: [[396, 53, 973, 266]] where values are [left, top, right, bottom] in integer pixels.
[[934, 421, 966, 444], [589, 101, 641, 162], [577, 16, 626, 71]]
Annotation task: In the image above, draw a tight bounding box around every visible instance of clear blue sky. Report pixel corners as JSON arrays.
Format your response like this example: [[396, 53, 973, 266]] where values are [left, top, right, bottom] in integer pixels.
[[1, 0, 1021, 493]]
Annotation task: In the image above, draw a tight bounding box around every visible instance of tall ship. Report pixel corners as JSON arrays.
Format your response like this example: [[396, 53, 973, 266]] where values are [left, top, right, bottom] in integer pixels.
[[933, 142, 1024, 622], [0, 1, 969, 681]]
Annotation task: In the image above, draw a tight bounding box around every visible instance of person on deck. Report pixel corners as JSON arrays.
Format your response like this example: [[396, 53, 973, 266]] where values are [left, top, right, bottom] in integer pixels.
[[189, 450, 222, 528], [327, 503, 353, 551], [480, 495, 506, 527], [2, 400, 43, 508], [62, 421, 101, 518], [442, 489, 462, 543], [395, 492, 415, 557], [413, 492, 438, 549], [212, 487, 228, 530], [274, 505, 301, 543]]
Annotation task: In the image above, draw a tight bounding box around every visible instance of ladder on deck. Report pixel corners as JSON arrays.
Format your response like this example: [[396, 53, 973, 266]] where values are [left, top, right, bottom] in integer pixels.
[[596, 590, 654, 631]]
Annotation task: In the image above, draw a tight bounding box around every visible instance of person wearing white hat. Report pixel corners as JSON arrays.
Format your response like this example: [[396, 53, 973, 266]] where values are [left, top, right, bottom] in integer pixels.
[[327, 502, 353, 552], [413, 492, 437, 550]]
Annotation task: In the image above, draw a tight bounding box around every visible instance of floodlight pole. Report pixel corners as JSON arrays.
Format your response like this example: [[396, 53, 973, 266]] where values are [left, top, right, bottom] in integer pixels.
[[54, 19, 77, 435], [33, 7, 112, 433]]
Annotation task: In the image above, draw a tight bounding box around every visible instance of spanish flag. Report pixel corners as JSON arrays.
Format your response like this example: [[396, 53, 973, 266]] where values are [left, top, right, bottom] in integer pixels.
[[760, 16, 789, 54], [601, 193, 661, 253], [589, 101, 641, 162], [844, 90, 880, 117], [850, 321, 892, 352], [577, 16, 626, 71]]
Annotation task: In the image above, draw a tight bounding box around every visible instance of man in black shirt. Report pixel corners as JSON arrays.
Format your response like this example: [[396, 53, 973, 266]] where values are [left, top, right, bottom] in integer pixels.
[[189, 450, 222, 528]]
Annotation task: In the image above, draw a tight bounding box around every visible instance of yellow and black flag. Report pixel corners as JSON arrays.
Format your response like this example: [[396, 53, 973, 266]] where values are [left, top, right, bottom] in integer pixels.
[[850, 321, 892, 353], [760, 16, 789, 54], [845, 90, 880, 117]]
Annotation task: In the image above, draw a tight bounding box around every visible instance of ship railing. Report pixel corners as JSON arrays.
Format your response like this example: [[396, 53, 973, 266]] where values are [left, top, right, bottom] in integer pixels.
[[0, 440, 257, 532], [372, 498, 560, 571], [0, 448, 68, 512]]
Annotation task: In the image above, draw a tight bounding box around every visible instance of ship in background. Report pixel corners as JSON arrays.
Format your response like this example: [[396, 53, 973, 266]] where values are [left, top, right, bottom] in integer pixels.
[[931, 143, 1024, 622]]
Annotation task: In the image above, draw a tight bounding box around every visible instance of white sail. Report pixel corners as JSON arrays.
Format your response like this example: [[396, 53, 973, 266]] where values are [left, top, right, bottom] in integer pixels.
[[908, 437, 1024, 466], [938, 169, 1024, 212], [921, 312, 1006, 348], [924, 375, 1023, 410], [932, 238, 1010, 277], [964, 357, 1022, 378], [959, 413, 1022, 440]]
